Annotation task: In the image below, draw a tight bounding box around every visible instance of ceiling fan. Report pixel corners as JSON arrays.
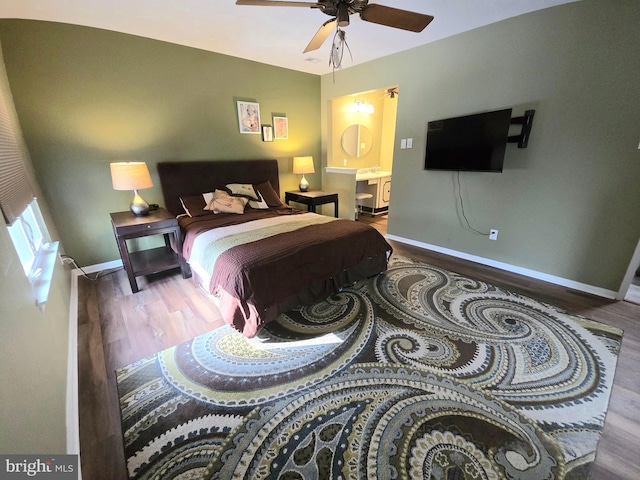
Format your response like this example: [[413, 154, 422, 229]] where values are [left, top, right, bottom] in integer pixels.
[[235, 0, 434, 54]]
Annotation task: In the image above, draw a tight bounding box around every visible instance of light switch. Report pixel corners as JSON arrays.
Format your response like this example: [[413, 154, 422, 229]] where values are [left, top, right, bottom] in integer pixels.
[[400, 139, 407, 149], [407, 138, 413, 148]]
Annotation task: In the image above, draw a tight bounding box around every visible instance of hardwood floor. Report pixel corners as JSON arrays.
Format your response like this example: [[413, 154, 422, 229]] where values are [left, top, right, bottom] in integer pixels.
[[77, 267, 225, 479], [77, 227, 640, 479]]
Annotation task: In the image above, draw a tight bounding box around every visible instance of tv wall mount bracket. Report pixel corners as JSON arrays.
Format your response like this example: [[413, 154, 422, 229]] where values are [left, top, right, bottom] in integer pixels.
[[509, 110, 535, 148]]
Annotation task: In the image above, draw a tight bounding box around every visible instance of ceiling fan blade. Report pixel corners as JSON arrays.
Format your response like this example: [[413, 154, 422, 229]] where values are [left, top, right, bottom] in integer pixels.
[[360, 4, 434, 32], [236, 0, 319, 7], [303, 19, 336, 53]]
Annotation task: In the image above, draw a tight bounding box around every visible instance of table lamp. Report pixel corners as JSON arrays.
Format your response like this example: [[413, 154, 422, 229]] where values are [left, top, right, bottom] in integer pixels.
[[293, 156, 314, 192], [110, 161, 153, 216]]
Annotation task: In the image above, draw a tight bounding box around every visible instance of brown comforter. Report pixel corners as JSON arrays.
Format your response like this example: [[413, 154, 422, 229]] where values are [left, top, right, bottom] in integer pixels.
[[179, 207, 392, 337]]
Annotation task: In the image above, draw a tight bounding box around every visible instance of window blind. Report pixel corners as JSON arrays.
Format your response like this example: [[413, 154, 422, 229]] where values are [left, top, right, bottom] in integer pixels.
[[0, 80, 34, 225]]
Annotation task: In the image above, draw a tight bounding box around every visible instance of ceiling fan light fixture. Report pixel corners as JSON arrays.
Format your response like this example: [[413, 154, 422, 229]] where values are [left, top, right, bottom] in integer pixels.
[[235, 0, 435, 64], [337, 2, 350, 27]]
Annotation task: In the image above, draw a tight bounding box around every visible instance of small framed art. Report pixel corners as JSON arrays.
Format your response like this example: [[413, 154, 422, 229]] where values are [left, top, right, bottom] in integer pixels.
[[237, 101, 261, 134], [273, 116, 288, 139], [261, 125, 273, 142]]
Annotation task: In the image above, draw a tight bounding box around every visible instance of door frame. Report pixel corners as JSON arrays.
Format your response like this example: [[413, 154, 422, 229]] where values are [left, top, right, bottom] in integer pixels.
[[618, 235, 640, 300]]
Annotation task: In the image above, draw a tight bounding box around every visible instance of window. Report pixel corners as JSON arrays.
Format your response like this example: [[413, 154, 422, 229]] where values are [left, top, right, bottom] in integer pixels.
[[7, 198, 58, 308], [0, 54, 58, 308], [8, 200, 45, 276]]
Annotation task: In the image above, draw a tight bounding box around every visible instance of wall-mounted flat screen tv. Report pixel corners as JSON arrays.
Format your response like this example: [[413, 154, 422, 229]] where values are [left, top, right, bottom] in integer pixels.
[[425, 108, 513, 172]]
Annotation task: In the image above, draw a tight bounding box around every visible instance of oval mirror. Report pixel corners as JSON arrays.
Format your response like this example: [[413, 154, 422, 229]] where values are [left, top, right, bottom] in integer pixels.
[[341, 124, 373, 157]]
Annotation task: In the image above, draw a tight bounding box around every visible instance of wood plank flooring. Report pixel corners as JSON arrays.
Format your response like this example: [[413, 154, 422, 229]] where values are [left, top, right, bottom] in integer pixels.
[[77, 267, 225, 479], [77, 220, 640, 479]]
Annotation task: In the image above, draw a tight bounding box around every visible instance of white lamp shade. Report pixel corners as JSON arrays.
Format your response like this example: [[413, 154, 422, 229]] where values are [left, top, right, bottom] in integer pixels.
[[293, 156, 315, 174], [110, 162, 153, 191]]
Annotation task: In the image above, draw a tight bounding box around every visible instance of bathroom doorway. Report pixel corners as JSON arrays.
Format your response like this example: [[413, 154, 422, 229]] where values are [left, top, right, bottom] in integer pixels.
[[620, 236, 640, 305], [329, 85, 399, 227]]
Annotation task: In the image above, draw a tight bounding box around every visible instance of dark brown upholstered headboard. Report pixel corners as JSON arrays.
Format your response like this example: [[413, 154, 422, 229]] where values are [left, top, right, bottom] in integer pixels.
[[157, 160, 280, 217]]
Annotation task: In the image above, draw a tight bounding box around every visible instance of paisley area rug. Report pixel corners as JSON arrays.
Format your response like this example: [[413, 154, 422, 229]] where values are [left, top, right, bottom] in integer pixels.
[[116, 256, 622, 479]]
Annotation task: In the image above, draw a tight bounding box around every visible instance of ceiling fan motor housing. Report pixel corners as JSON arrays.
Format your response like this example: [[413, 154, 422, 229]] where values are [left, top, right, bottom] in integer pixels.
[[318, 0, 369, 18]]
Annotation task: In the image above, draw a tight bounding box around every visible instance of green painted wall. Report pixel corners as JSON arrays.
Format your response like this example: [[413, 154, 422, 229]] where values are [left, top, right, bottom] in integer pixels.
[[0, 20, 321, 267], [0, 41, 71, 454], [321, 0, 640, 292]]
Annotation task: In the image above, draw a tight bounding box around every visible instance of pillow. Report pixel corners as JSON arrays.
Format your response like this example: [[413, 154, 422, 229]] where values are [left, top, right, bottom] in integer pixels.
[[206, 189, 248, 214], [248, 192, 269, 210], [180, 194, 213, 217], [226, 183, 260, 201], [254, 181, 283, 207]]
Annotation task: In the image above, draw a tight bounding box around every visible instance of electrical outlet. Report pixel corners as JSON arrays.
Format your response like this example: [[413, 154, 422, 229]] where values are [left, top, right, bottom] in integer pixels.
[[489, 229, 499, 240], [400, 139, 407, 149]]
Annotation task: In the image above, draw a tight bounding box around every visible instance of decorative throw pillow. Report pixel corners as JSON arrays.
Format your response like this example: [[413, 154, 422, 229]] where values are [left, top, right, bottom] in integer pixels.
[[206, 189, 248, 214], [202, 191, 215, 206], [203, 190, 223, 212], [248, 192, 269, 210], [254, 181, 283, 207], [180, 194, 213, 217], [226, 183, 260, 201]]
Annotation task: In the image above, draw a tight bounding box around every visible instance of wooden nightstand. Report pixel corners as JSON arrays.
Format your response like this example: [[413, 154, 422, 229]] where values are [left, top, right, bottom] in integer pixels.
[[285, 190, 339, 217], [110, 208, 189, 293]]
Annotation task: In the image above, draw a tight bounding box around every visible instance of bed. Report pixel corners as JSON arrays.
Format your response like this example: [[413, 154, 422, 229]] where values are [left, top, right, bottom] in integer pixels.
[[158, 159, 392, 337]]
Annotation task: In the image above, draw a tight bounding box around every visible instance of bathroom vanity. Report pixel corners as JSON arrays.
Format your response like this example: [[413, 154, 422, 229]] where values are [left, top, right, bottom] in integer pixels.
[[323, 101, 397, 219], [324, 166, 391, 218], [355, 168, 391, 216]]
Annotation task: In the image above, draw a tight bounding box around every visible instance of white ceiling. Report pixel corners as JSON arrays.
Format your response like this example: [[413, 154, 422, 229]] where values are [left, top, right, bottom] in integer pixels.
[[0, 0, 577, 75]]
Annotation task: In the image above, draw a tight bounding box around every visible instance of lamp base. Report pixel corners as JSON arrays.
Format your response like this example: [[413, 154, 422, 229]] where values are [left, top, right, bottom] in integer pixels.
[[299, 174, 309, 192], [130, 189, 150, 216]]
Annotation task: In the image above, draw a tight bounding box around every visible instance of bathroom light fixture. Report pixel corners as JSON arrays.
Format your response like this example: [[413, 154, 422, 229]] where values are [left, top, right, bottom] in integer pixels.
[[349, 100, 374, 114], [293, 156, 315, 192], [110, 161, 153, 216]]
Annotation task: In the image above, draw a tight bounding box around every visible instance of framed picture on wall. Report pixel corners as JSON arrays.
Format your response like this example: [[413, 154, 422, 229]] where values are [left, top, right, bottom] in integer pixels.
[[237, 101, 261, 134], [273, 116, 288, 139], [261, 125, 273, 142]]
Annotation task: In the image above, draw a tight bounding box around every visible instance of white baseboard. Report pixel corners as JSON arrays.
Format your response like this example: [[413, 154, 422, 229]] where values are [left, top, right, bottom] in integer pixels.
[[385, 234, 617, 300], [75, 259, 123, 275], [67, 269, 81, 478]]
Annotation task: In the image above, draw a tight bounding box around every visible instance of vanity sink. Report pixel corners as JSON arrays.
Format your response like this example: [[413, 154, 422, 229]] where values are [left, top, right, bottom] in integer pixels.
[[324, 166, 392, 217], [325, 166, 358, 175], [356, 169, 392, 181], [324, 166, 391, 179]]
